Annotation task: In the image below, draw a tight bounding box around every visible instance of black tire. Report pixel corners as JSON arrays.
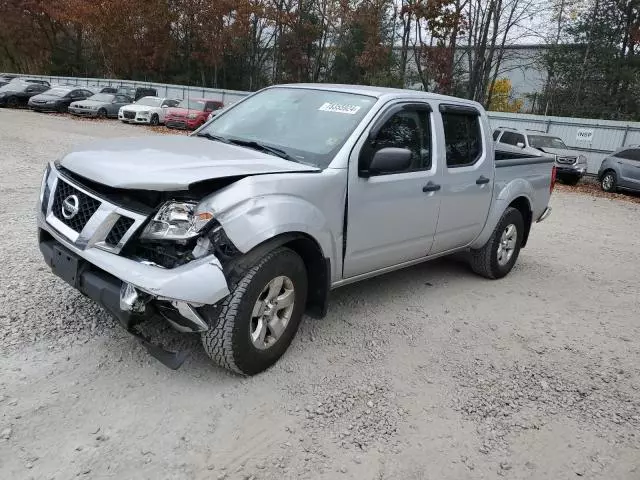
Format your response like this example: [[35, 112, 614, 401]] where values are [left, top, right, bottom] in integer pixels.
[[470, 207, 524, 280], [601, 171, 617, 192], [560, 175, 580, 186], [57, 104, 67, 114], [97, 108, 107, 119], [150, 114, 159, 126], [200, 247, 308, 376], [6, 96, 18, 108]]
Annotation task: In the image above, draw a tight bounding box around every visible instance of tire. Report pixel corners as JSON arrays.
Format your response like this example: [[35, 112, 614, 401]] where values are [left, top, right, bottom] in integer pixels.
[[601, 171, 617, 192], [200, 247, 308, 376], [470, 207, 524, 280], [97, 108, 107, 119], [150, 114, 159, 126], [57, 104, 67, 113], [6, 96, 18, 108]]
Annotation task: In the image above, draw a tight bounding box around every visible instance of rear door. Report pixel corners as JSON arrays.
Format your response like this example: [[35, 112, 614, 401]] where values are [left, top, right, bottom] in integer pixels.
[[343, 101, 441, 278], [615, 148, 640, 188], [430, 104, 493, 254]]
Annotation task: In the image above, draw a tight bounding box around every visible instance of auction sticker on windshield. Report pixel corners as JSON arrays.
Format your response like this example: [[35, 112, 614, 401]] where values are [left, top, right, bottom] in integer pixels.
[[318, 102, 361, 115]]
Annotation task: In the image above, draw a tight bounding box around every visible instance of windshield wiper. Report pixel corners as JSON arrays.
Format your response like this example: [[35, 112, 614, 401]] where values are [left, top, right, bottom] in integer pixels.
[[195, 132, 231, 144], [227, 139, 299, 163]]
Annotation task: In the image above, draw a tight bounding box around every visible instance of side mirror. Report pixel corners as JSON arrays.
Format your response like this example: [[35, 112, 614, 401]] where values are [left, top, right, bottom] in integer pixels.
[[516, 142, 525, 149], [363, 148, 412, 177]]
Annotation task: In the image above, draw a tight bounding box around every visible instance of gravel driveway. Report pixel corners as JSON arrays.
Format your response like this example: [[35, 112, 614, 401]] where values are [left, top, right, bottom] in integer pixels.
[[1, 109, 639, 480]]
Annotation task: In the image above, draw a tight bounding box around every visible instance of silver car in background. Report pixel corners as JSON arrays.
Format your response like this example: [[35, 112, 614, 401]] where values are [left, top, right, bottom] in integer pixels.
[[494, 127, 587, 185], [68, 93, 132, 118], [598, 145, 640, 193]]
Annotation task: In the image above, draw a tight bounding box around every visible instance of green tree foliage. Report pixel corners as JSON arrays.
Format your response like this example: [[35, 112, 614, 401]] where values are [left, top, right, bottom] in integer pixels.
[[540, 0, 640, 120]]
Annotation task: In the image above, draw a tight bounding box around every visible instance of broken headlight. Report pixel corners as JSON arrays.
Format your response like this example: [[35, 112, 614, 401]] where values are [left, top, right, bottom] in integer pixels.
[[140, 201, 214, 241]]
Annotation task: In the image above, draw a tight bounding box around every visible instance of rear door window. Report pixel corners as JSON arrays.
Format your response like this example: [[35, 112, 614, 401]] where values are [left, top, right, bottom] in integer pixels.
[[442, 112, 483, 167], [614, 149, 640, 161], [499, 131, 525, 146]]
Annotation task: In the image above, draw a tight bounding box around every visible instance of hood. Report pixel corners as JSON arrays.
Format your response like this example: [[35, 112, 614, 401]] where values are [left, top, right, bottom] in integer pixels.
[[72, 99, 107, 107], [536, 147, 579, 157], [59, 135, 319, 191], [30, 93, 64, 102], [121, 103, 158, 112], [167, 107, 204, 116]]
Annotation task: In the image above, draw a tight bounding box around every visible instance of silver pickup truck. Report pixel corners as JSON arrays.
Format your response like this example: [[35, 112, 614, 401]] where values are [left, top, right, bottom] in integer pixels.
[[37, 84, 555, 375]]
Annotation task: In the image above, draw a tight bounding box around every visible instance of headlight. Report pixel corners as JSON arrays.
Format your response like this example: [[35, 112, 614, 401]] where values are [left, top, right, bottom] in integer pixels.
[[188, 113, 198, 119], [46, 100, 56, 105], [140, 201, 214, 241], [578, 154, 587, 163]]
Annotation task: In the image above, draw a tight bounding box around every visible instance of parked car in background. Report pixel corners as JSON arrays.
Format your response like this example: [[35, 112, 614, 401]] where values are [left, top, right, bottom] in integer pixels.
[[116, 86, 157, 101], [118, 96, 181, 125], [165, 98, 223, 130], [0, 79, 50, 108], [0, 74, 18, 87], [598, 146, 640, 193], [68, 93, 132, 118], [493, 127, 587, 185], [28, 86, 94, 113], [36, 84, 555, 374]]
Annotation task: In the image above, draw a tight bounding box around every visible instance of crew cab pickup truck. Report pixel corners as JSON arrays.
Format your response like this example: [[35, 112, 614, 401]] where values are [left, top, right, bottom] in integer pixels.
[[37, 84, 555, 375]]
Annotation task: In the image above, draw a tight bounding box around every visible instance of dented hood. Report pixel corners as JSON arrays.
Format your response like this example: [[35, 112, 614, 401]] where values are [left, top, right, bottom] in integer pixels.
[[60, 136, 319, 190]]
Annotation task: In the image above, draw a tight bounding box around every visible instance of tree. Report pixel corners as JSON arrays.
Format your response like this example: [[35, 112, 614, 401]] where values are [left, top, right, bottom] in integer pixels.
[[486, 77, 523, 111]]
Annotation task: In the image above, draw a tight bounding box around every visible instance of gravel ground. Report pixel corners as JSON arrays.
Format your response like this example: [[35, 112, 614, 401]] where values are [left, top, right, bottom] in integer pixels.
[[1, 108, 639, 480]]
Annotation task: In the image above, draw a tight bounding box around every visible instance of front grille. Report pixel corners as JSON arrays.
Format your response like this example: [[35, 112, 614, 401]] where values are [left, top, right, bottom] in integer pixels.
[[557, 156, 576, 165], [51, 179, 101, 232], [105, 216, 135, 246], [123, 111, 135, 119]]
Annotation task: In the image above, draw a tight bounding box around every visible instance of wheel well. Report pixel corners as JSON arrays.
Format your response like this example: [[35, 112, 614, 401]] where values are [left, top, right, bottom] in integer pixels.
[[226, 232, 330, 319], [509, 197, 532, 248], [600, 168, 615, 180]]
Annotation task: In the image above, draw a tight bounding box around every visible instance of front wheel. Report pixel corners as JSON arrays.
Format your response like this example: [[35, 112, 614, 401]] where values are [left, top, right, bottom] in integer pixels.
[[150, 113, 159, 126], [6, 96, 18, 108], [470, 207, 524, 279], [97, 108, 107, 119], [200, 247, 308, 376], [601, 171, 617, 192]]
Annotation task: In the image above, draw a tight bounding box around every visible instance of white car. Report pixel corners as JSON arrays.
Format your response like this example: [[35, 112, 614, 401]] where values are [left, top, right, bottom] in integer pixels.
[[118, 96, 181, 125]]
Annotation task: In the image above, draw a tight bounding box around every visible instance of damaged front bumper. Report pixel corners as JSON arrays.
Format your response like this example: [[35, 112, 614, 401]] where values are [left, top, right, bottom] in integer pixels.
[[36, 169, 231, 368]]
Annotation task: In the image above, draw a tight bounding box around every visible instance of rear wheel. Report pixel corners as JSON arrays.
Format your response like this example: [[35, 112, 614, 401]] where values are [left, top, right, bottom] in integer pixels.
[[200, 247, 308, 376], [470, 207, 524, 279], [601, 171, 617, 192], [150, 113, 159, 126]]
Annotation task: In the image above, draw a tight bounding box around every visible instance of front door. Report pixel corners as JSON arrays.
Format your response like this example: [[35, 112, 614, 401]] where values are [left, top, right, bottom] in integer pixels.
[[430, 104, 493, 254], [343, 102, 441, 278]]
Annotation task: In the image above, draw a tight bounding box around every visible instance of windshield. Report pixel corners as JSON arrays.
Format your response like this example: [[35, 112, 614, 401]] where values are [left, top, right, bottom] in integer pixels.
[[87, 93, 114, 102], [45, 88, 72, 97], [199, 87, 376, 168], [177, 99, 207, 111], [135, 97, 162, 107], [528, 135, 568, 149]]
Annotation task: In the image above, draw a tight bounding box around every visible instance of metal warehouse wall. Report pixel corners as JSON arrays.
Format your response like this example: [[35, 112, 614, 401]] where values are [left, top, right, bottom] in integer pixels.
[[16, 74, 250, 106], [488, 112, 640, 174]]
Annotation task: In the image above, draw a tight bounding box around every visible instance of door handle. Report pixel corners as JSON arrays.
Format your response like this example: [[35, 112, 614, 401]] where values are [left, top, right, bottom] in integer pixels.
[[476, 175, 490, 185], [423, 181, 441, 192]]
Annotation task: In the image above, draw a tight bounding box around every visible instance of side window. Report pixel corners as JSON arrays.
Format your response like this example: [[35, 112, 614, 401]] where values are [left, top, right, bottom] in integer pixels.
[[499, 131, 516, 145], [115, 95, 128, 103], [614, 149, 640, 161], [493, 130, 501, 141], [442, 112, 482, 167], [368, 108, 432, 173]]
